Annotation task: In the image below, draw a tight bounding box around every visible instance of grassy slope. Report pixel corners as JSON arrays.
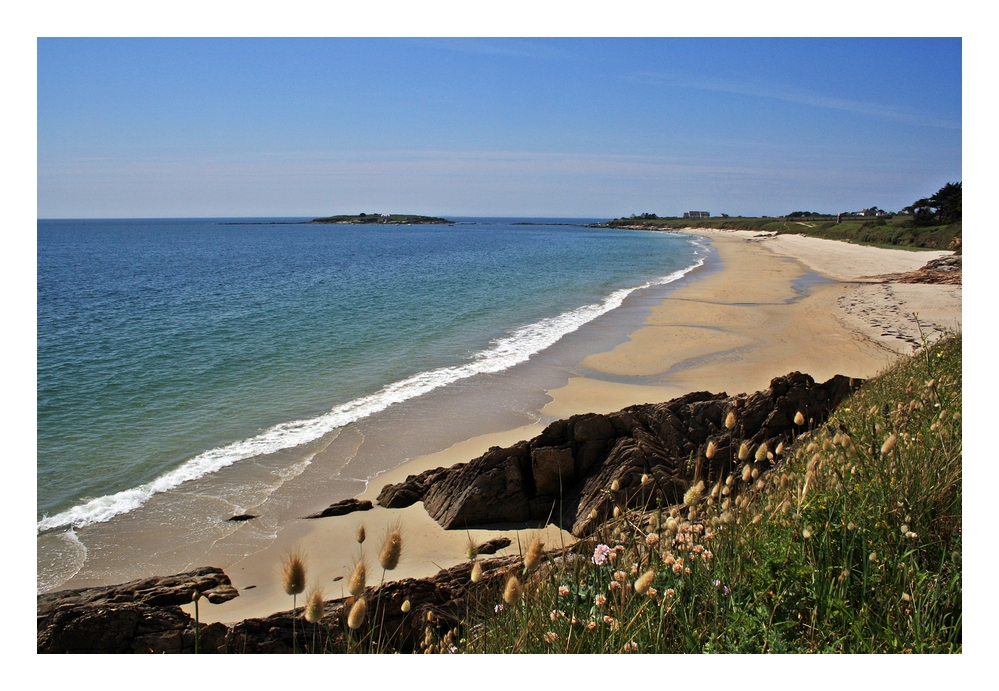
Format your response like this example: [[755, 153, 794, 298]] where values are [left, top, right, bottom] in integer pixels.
[[605, 217, 962, 252], [447, 335, 961, 653]]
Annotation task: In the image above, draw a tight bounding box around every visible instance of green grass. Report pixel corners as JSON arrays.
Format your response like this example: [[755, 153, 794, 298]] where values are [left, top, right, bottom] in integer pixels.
[[448, 333, 962, 653]]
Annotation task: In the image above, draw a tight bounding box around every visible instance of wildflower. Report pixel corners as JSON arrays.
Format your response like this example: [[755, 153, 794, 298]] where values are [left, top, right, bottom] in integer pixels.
[[847, 521, 856, 531], [869, 552, 878, 562], [281, 553, 307, 597], [881, 434, 897, 455], [623, 640, 639, 653], [524, 538, 545, 571], [900, 524, 909, 534], [684, 480, 705, 507], [713, 579, 721, 588], [703, 550, 713, 560], [503, 576, 522, 606], [549, 610, 565, 622], [544, 631, 559, 644], [592, 544, 611, 565], [755, 442, 768, 462], [803, 527, 812, 539], [614, 570, 627, 583], [635, 569, 656, 595], [603, 615, 619, 630], [595, 594, 607, 607], [609, 581, 621, 592], [494, 604, 504, 613], [794, 411, 805, 426], [684, 567, 691, 574], [665, 517, 678, 534], [902, 592, 911, 602], [448, 645, 458, 654], [304, 588, 325, 624], [906, 531, 918, 539], [646, 532, 660, 546], [664, 588, 676, 598], [347, 596, 366, 630], [586, 621, 598, 632], [630, 563, 639, 575], [725, 411, 737, 429], [723, 586, 730, 595], [672, 562, 683, 574], [379, 528, 403, 571], [558, 585, 571, 597], [348, 560, 366, 597]]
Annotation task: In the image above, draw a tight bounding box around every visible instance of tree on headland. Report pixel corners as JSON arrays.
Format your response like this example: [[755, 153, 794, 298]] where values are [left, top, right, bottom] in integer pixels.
[[903, 182, 961, 226]]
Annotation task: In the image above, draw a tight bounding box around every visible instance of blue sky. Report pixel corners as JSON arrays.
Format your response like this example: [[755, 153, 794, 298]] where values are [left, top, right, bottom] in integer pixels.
[[37, 38, 962, 218]]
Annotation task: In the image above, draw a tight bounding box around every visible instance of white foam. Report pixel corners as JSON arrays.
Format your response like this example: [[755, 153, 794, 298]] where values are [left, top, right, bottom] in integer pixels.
[[37, 244, 707, 532]]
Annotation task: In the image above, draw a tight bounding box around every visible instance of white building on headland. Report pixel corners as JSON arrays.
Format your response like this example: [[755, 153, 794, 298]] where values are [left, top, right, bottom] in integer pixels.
[[683, 211, 710, 219]]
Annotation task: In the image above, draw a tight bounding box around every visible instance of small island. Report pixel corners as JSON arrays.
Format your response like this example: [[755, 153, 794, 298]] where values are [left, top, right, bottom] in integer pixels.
[[309, 213, 454, 225]]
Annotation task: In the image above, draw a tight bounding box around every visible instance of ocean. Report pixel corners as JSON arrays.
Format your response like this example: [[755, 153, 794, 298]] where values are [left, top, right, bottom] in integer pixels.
[[37, 218, 708, 592]]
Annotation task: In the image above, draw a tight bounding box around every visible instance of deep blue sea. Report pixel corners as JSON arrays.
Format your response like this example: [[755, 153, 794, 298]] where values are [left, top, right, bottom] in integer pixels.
[[37, 217, 706, 591]]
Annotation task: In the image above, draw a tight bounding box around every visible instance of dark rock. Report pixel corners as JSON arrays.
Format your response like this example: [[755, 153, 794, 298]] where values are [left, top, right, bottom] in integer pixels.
[[227, 514, 256, 522], [375, 372, 861, 536], [303, 498, 373, 519], [38, 567, 238, 653], [474, 537, 511, 555]]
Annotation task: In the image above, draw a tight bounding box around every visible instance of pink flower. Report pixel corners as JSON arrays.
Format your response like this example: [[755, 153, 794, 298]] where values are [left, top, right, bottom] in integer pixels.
[[664, 588, 676, 598], [623, 640, 638, 653], [609, 581, 621, 592], [544, 631, 559, 644], [595, 594, 607, 607], [646, 533, 660, 546], [558, 585, 571, 597], [614, 570, 627, 582], [592, 544, 611, 565]]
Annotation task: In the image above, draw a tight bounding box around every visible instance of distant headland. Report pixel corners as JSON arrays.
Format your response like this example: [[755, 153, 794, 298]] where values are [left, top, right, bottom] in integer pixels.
[[308, 213, 454, 225]]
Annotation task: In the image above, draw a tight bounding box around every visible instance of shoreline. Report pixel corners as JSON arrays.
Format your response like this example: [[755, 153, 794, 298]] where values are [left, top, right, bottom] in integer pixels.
[[183, 228, 960, 625]]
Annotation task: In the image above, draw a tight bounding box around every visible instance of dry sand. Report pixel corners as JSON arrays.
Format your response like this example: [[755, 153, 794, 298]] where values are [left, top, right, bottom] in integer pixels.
[[190, 229, 961, 624]]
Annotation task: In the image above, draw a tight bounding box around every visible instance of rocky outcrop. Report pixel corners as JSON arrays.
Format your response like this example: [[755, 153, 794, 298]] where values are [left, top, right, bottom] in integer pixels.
[[377, 372, 860, 536], [303, 497, 373, 519], [864, 254, 962, 285], [37, 567, 238, 653]]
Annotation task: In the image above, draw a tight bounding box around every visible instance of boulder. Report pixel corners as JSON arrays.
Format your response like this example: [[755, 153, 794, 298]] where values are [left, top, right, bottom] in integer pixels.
[[303, 497, 373, 519]]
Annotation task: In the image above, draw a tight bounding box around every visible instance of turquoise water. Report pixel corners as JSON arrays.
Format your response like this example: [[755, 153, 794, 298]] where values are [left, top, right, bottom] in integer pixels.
[[37, 218, 705, 589]]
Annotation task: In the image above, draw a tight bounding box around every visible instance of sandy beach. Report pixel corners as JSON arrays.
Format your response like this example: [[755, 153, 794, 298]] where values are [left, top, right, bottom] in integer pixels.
[[188, 229, 961, 625]]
